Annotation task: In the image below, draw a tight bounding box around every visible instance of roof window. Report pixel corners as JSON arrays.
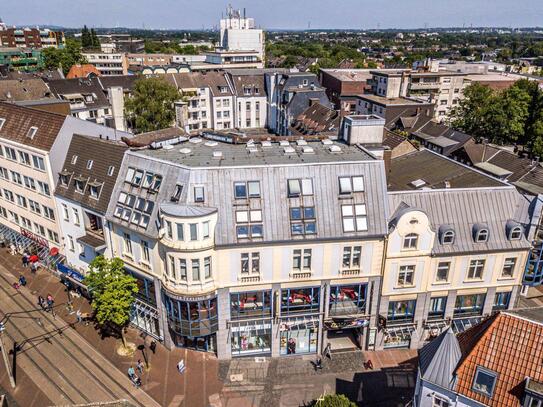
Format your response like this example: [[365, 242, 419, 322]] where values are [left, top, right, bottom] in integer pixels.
[[26, 126, 38, 140]]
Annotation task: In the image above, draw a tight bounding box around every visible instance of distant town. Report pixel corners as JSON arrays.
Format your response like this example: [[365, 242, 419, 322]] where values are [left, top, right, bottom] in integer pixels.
[[0, 5, 542, 407]]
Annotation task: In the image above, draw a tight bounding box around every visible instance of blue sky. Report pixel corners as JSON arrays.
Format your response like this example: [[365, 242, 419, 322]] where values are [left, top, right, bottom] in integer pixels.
[[2, 0, 542, 29]]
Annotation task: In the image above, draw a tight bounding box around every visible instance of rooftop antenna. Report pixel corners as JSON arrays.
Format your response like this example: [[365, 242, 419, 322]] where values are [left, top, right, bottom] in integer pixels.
[[243, 8, 246, 19]]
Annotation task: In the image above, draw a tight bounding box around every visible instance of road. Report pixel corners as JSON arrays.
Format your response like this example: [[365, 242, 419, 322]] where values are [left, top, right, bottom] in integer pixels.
[[0, 267, 160, 407]]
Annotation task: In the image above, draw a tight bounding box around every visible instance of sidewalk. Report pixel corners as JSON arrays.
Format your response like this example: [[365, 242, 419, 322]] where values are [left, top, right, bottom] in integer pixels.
[[0, 248, 222, 407]]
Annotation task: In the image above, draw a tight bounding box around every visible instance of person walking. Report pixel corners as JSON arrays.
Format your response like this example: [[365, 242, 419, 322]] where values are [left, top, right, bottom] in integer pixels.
[[149, 340, 157, 354], [38, 295, 46, 310], [128, 366, 136, 380], [75, 309, 82, 324], [136, 359, 144, 375], [18, 275, 26, 286], [46, 294, 54, 312], [22, 253, 29, 268]]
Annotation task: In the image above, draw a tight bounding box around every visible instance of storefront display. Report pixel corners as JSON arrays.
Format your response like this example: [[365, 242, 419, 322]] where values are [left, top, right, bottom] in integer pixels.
[[387, 299, 416, 323], [279, 317, 319, 355], [329, 284, 367, 316], [453, 294, 486, 316], [230, 291, 272, 319], [230, 321, 272, 356], [281, 287, 320, 314]]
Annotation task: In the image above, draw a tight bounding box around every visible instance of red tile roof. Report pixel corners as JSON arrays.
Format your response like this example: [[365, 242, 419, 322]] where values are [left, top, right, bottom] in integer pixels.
[[454, 312, 543, 407], [66, 64, 101, 79]]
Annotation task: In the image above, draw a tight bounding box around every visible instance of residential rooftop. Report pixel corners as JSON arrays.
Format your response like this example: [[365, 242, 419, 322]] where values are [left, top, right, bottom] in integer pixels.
[[321, 69, 373, 82], [134, 137, 375, 168], [356, 94, 427, 106], [388, 149, 506, 191]]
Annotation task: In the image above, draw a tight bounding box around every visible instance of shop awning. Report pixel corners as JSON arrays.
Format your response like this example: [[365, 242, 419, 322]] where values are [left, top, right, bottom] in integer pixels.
[[451, 316, 483, 334], [384, 324, 417, 340], [280, 315, 320, 331], [423, 319, 450, 330], [324, 316, 369, 330], [57, 263, 85, 283]]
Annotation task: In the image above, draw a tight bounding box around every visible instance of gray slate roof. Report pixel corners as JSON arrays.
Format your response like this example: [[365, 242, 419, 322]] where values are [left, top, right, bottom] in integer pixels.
[[388, 187, 534, 254], [418, 328, 461, 390], [106, 140, 389, 245]]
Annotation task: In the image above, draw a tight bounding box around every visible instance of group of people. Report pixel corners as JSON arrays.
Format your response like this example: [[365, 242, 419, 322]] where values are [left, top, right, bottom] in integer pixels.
[[21, 251, 40, 273], [127, 359, 145, 388], [37, 294, 55, 312], [12, 274, 27, 289]]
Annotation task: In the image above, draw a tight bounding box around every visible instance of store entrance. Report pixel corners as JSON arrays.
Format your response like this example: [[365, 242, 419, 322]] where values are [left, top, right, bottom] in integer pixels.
[[326, 328, 362, 351], [173, 333, 217, 353]]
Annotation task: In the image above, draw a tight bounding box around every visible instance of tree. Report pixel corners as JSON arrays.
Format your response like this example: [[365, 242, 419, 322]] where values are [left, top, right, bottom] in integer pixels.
[[311, 394, 356, 407], [81, 25, 91, 48], [42, 47, 62, 70], [84, 256, 138, 348], [90, 28, 100, 48], [125, 77, 180, 133], [449, 82, 495, 140], [42, 39, 87, 75]]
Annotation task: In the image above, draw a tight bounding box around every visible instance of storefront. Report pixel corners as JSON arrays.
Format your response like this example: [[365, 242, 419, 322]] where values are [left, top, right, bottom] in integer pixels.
[[279, 315, 319, 355], [383, 324, 417, 349], [162, 290, 218, 353], [125, 268, 162, 339], [229, 290, 273, 356], [326, 284, 368, 350], [382, 299, 417, 349]]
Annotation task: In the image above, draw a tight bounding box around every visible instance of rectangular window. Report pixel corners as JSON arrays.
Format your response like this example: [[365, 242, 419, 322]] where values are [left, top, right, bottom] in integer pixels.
[[192, 259, 200, 281], [29, 199, 41, 215], [43, 206, 55, 220], [10, 171, 22, 185], [293, 249, 312, 270], [3, 189, 14, 202], [165, 220, 173, 239], [241, 252, 260, 275], [454, 294, 485, 316], [18, 151, 31, 165], [204, 257, 212, 279], [68, 235, 75, 252], [62, 204, 69, 220], [290, 206, 317, 235], [329, 284, 367, 315], [23, 176, 36, 190], [230, 291, 272, 319], [5, 147, 17, 161], [32, 155, 45, 171], [428, 297, 447, 320], [281, 287, 320, 314], [176, 223, 184, 241], [179, 259, 187, 280], [339, 176, 364, 194], [472, 367, 497, 397], [387, 300, 416, 323], [168, 255, 175, 279], [468, 259, 485, 280], [202, 221, 210, 238], [397, 265, 415, 287], [287, 178, 313, 197], [123, 232, 133, 255], [194, 186, 205, 202], [48, 230, 59, 244], [141, 241, 150, 263], [190, 223, 198, 241], [73, 208, 80, 226], [436, 262, 450, 282], [236, 210, 263, 239], [341, 204, 367, 232], [16, 194, 27, 208], [342, 246, 361, 268], [493, 291, 511, 311], [502, 258, 516, 278]]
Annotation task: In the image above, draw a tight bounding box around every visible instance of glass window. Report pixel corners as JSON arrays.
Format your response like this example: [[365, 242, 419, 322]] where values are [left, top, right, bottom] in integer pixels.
[[194, 186, 205, 202], [179, 259, 187, 280], [230, 291, 272, 319], [339, 177, 352, 194], [287, 179, 301, 197], [502, 258, 516, 277], [192, 259, 200, 281], [342, 204, 367, 232], [397, 265, 415, 287], [234, 182, 247, 199], [509, 227, 522, 240], [436, 262, 450, 282], [281, 287, 320, 314], [387, 300, 416, 323], [123, 232, 132, 255], [475, 229, 489, 242], [293, 249, 312, 270], [403, 233, 418, 249], [165, 220, 173, 239], [428, 297, 447, 320], [203, 221, 210, 238], [248, 181, 260, 197], [454, 294, 485, 316], [176, 223, 184, 241], [442, 230, 455, 244], [190, 224, 198, 241], [472, 367, 497, 397], [493, 291, 511, 311], [468, 259, 485, 280], [329, 284, 367, 316], [204, 257, 212, 279]]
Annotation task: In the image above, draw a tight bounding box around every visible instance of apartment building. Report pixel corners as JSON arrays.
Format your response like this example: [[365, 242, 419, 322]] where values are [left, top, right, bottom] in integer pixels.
[[319, 69, 373, 112], [104, 130, 389, 358], [225, 70, 267, 129], [378, 149, 535, 350], [0, 23, 65, 49], [0, 47, 43, 72], [0, 102, 130, 264], [54, 135, 127, 275], [82, 52, 128, 76], [266, 72, 331, 136]]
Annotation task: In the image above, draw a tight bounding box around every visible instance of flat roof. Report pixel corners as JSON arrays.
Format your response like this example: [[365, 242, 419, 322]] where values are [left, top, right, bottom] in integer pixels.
[[135, 138, 375, 168], [356, 94, 427, 106], [321, 69, 373, 82], [505, 307, 543, 325], [370, 69, 408, 77], [388, 149, 505, 191]]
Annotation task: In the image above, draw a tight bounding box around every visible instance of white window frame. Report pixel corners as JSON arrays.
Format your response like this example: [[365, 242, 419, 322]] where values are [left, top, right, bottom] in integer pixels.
[[468, 259, 485, 280], [397, 265, 415, 287]]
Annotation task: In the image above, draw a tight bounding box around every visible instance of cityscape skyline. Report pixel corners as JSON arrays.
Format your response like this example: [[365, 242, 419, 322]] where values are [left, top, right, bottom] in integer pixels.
[[2, 0, 543, 30]]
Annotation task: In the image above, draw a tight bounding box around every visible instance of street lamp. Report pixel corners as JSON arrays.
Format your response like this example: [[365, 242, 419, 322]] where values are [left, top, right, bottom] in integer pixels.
[[137, 344, 149, 369]]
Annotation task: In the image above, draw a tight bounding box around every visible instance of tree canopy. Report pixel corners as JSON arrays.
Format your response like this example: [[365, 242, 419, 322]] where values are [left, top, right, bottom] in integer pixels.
[[311, 394, 357, 407], [81, 26, 100, 49], [449, 79, 543, 156], [84, 256, 138, 347], [124, 77, 180, 133], [42, 38, 87, 75]]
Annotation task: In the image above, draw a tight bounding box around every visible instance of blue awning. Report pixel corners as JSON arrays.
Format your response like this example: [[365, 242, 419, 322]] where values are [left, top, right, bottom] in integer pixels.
[[57, 263, 85, 283]]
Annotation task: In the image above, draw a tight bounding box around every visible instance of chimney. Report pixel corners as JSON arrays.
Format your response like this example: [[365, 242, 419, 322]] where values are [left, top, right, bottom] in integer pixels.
[[444, 180, 451, 188]]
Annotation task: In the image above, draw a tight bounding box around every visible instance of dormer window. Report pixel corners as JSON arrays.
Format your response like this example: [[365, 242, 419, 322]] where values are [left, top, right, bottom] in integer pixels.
[[476, 229, 489, 243], [0, 118, 5, 130], [26, 126, 37, 140], [403, 233, 419, 250], [441, 229, 455, 245], [74, 178, 86, 193], [59, 171, 70, 186], [170, 184, 183, 202], [472, 366, 497, 398], [219, 86, 228, 93], [509, 225, 523, 240], [89, 183, 101, 198], [86, 160, 93, 170]]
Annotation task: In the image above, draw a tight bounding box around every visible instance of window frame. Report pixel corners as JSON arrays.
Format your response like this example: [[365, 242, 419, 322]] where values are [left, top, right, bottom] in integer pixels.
[[472, 366, 498, 398]]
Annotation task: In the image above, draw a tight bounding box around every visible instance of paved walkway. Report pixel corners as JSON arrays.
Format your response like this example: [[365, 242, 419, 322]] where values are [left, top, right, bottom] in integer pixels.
[[0, 261, 159, 407]]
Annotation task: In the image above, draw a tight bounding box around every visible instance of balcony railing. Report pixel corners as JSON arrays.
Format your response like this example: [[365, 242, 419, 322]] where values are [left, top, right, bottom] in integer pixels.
[[290, 271, 312, 280], [339, 268, 361, 276], [239, 275, 261, 284]]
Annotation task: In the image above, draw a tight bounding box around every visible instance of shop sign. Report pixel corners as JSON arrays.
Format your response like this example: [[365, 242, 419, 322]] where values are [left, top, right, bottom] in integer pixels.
[[164, 290, 216, 302], [20, 227, 49, 248]]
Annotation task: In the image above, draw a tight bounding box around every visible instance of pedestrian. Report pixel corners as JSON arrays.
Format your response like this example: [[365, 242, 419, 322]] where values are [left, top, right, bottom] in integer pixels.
[[133, 375, 141, 388], [19, 275, 26, 286], [9, 243, 16, 256], [76, 309, 82, 324], [30, 262, 37, 274], [177, 359, 186, 374], [38, 295, 45, 310], [128, 366, 135, 379], [136, 359, 144, 375], [315, 357, 323, 370], [22, 253, 29, 268], [149, 340, 156, 354], [46, 294, 54, 312], [323, 342, 332, 360], [12, 282, 20, 290]]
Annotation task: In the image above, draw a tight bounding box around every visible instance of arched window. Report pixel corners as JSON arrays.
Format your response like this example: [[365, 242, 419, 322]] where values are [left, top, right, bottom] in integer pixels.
[[509, 226, 522, 240], [403, 233, 419, 250], [475, 229, 489, 243], [442, 230, 455, 244]]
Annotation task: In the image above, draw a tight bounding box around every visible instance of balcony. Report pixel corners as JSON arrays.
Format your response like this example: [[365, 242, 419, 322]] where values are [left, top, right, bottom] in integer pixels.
[[409, 81, 440, 90], [339, 268, 361, 277], [290, 270, 312, 280], [239, 275, 261, 284]]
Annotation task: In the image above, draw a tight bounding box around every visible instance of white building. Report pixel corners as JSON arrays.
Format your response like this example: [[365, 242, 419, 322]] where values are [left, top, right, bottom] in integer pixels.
[[82, 52, 128, 76]]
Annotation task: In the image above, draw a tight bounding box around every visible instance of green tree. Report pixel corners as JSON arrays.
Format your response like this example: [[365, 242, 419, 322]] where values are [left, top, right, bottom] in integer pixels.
[[90, 28, 100, 48], [40, 39, 87, 75], [311, 394, 356, 407], [125, 77, 180, 133], [81, 25, 91, 48], [42, 47, 62, 70], [84, 256, 138, 348], [449, 82, 495, 139]]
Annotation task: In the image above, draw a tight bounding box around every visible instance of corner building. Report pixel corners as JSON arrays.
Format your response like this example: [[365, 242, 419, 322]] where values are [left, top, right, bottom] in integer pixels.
[[105, 137, 388, 358]]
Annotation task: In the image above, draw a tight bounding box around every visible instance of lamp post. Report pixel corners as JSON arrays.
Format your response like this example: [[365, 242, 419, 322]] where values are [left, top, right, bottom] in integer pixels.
[[137, 344, 149, 369], [0, 322, 15, 388]]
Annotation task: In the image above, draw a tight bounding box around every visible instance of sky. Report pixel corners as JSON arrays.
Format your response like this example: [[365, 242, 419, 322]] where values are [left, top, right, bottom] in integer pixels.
[[2, 0, 543, 30]]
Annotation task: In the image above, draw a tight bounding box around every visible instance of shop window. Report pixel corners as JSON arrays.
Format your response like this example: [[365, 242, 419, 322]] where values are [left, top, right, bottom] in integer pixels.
[[281, 287, 320, 314], [428, 297, 447, 320], [329, 284, 367, 316], [493, 291, 511, 311], [230, 291, 272, 319], [280, 324, 318, 355], [163, 295, 218, 338], [342, 246, 361, 268], [472, 367, 497, 397], [387, 300, 416, 323], [231, 322, 271, 356], [454, 294, 485, 316]]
